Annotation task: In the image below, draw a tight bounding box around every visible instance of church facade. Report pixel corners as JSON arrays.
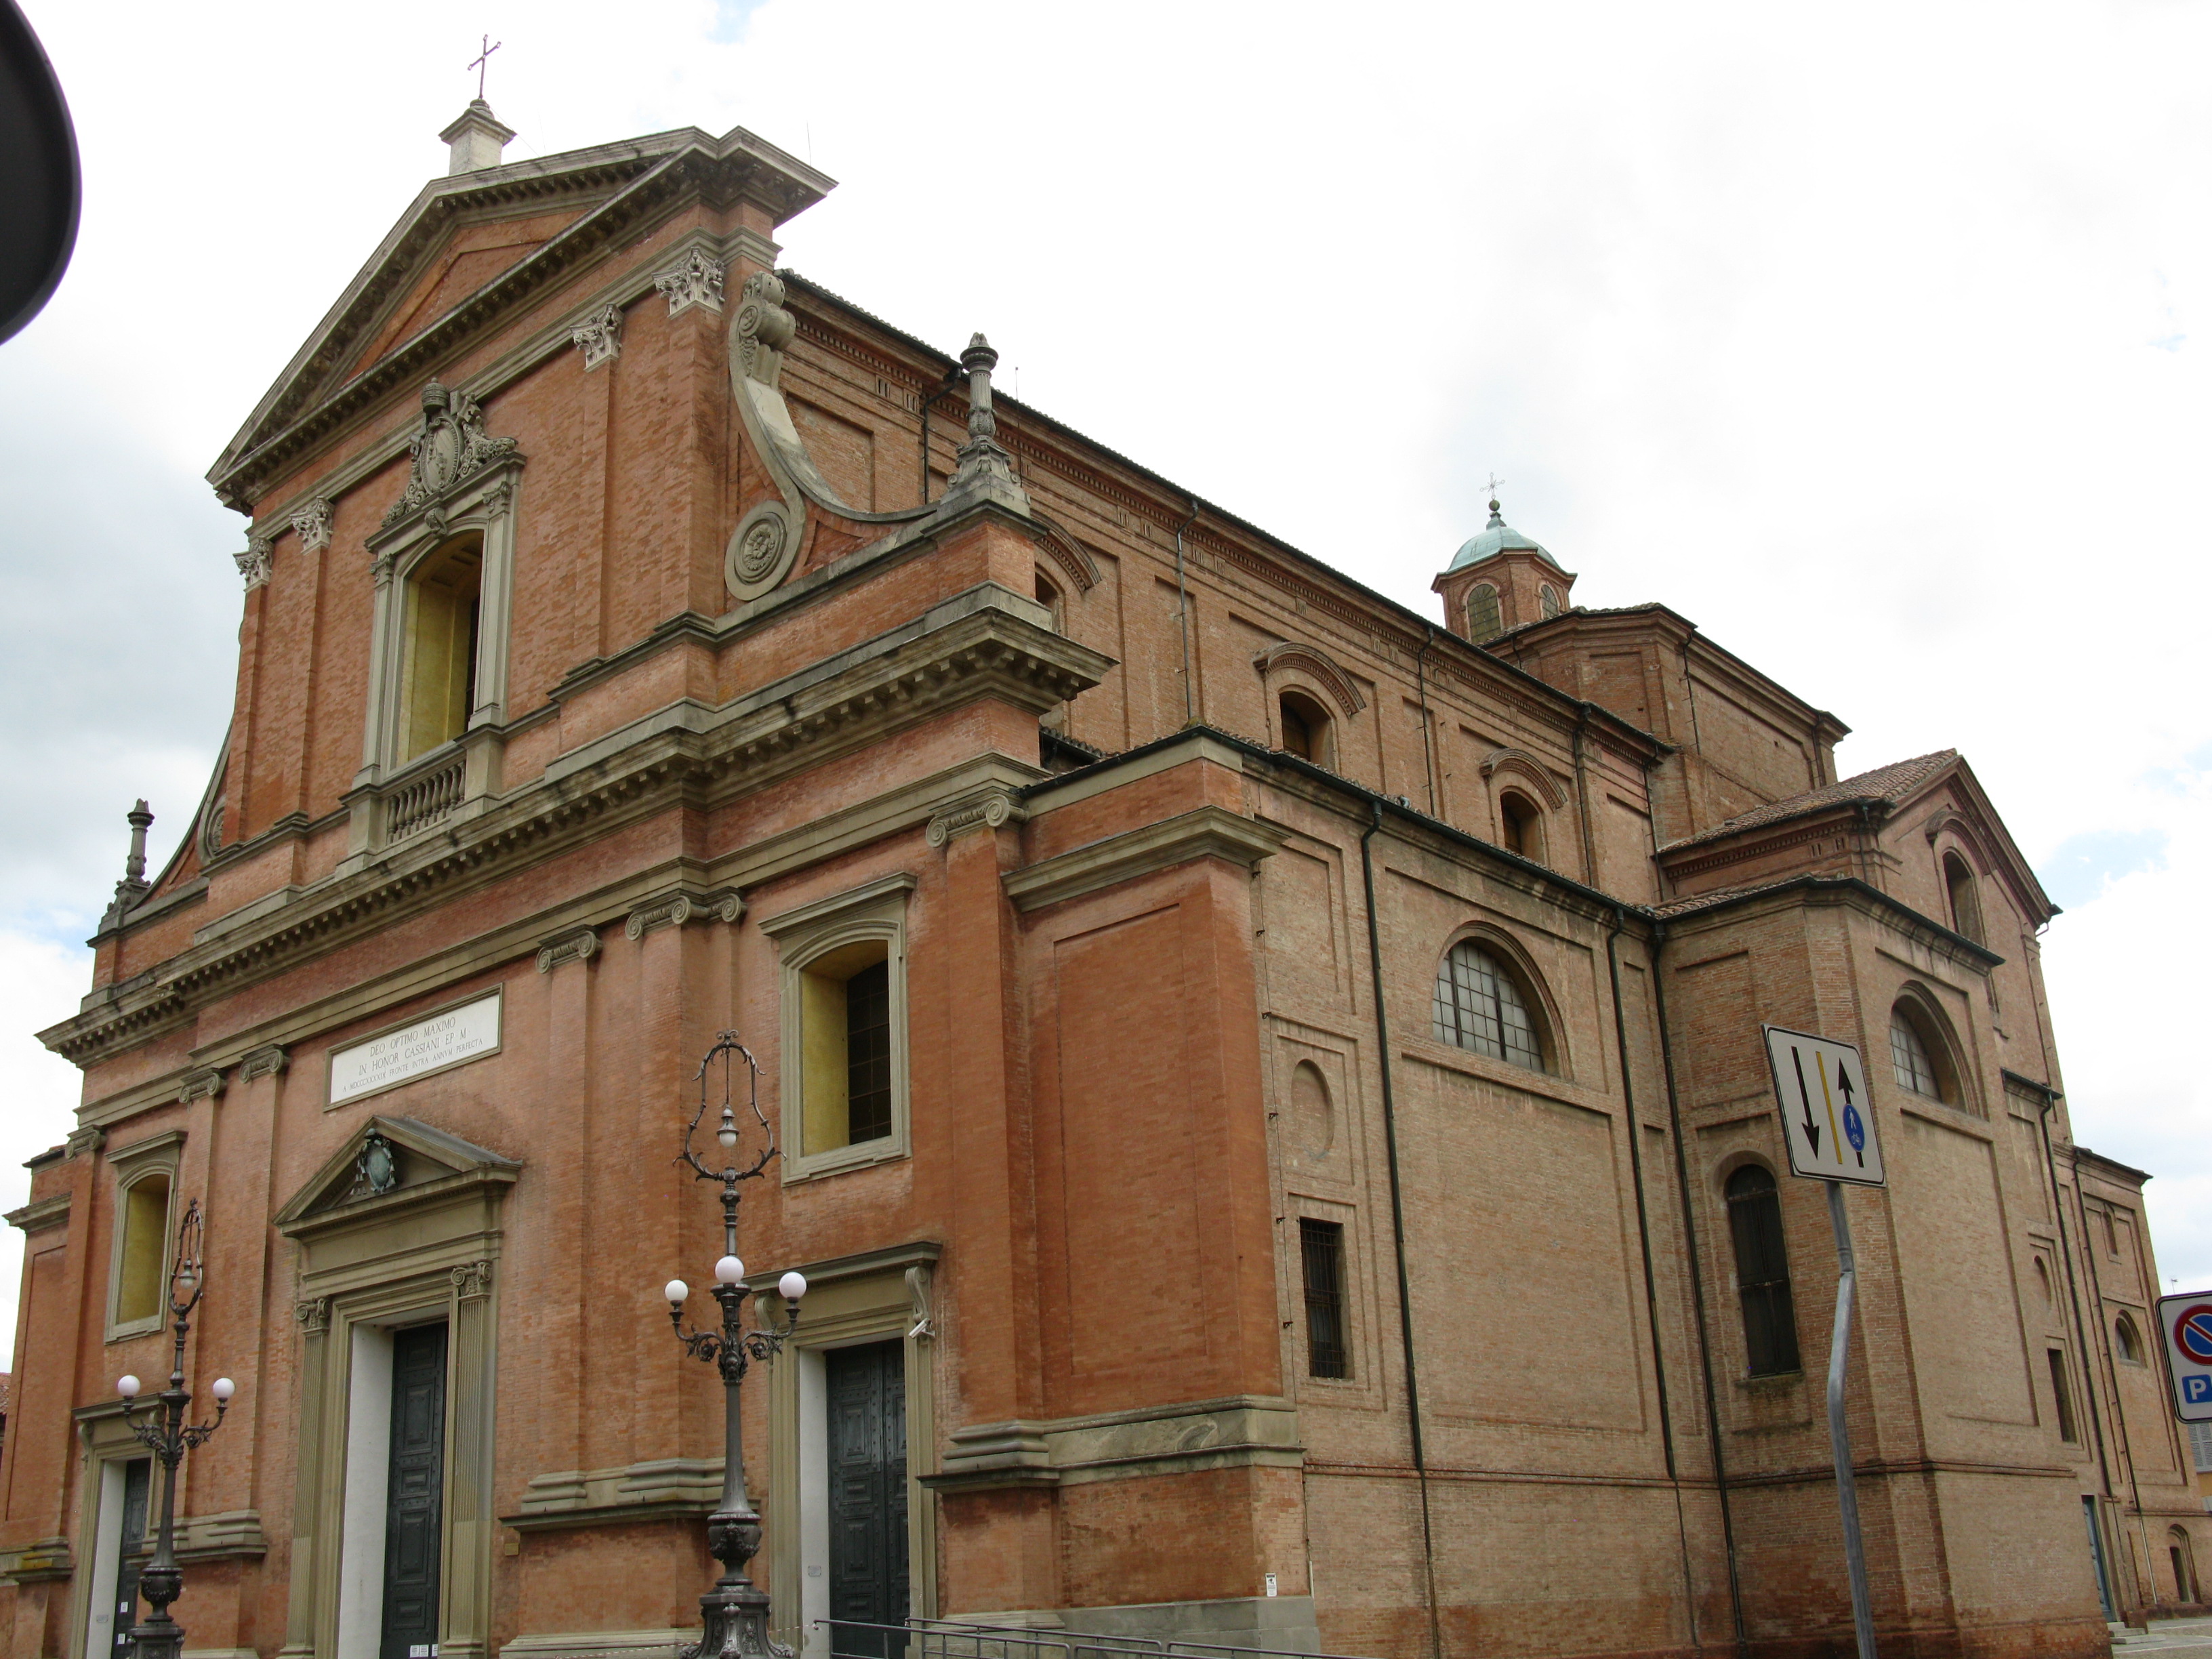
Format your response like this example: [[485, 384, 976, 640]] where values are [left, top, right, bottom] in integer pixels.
[[1, 102, 2203, 1659]]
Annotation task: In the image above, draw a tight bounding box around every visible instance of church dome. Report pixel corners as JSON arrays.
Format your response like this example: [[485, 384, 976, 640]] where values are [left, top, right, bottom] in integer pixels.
[[1449, 500, 1561, 571]]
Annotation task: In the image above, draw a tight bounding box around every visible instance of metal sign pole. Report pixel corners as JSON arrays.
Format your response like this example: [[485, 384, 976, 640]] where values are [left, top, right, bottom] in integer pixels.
[[1824, 1178, 1877, 1659]]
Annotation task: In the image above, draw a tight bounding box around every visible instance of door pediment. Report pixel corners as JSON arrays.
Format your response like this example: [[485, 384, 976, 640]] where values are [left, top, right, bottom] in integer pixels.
[[276, 1115, 519, 1242]]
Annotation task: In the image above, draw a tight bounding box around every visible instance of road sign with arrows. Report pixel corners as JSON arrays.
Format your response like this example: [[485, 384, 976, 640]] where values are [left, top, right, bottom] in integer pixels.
[[1763, 1025, 1887, 1188]]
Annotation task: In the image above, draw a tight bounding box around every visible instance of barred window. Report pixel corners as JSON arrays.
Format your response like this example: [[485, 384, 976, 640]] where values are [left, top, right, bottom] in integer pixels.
[[1889, 1005, 1943, 1099], [1431, 941, 1546, 1071], [1725, 1165, 1801, 1376], [1299, 1218, 1349, 1380]]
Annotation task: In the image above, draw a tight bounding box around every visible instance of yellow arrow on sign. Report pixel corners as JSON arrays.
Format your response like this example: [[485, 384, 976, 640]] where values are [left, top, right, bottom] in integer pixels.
[[1816, 1052, 1843, 1159]]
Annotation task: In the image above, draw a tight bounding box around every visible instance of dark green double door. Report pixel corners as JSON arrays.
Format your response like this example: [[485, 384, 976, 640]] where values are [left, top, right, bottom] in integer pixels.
[[827, 1341, 907, 1655], [382, 1324, 447, 1659]]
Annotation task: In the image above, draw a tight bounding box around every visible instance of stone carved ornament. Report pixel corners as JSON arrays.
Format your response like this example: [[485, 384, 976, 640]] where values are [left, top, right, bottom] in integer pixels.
[[571, 303, 622, 371], [291, 498, 333, 553], [382, 380, 520, 528], [654, 249, 724, 317], [732, 269, 794, 391], [233, 537, 273, 590]]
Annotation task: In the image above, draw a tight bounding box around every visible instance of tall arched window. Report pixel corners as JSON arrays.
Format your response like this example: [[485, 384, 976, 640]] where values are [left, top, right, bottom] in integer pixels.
[[1944, 851, 1985, 945], [2172, 1528, 2201, 1604], [1498, 790, 1544, 863], [1539, 583, 1563, 619], [1467, 583, 1502, 643], [399, 537, 483, 761], [1889, 1000, 1957, 1104], [1431, 939, 1548, 1072], [1278, 691, 1332, 765], [112, 1172, 173, 1328], [1725, 1165, 1801, 1376]]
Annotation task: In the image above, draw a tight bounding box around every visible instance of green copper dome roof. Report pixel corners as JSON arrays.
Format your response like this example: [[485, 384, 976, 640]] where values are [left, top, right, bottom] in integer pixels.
[[1449, 501, 1561, 572]]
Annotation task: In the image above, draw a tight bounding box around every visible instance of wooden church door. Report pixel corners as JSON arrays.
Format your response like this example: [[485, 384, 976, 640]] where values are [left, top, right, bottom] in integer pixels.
[[826, 1341, 907, 1656], [381, 1323, 448, 1659], [108, 1458, 151, 1659]]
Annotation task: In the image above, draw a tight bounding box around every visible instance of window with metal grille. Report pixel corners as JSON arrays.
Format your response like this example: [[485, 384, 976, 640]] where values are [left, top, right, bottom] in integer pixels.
[[1431, 940, 1546, 1071], [1300, 1219, 1349, 1380], [1725, 1165, 1800, 1376], [2048, 1348, 2080, 1443], [2188, 1421, 2212, 1475], [1889, 1005, 1944, 1099], [845, 959, 893, 1145]]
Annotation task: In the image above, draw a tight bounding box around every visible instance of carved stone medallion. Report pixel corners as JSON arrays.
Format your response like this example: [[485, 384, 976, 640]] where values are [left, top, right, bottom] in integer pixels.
[[724, 500, 796, 604], [382, 380, 520, 528]]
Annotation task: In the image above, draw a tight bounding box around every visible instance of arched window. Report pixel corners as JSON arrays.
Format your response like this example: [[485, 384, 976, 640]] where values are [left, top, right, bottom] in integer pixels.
[[1467, 583, 1502, 643], [1539, 583, 1563, 619], [399, 537, 483, 761], [1944, 851, 1985, 946], [1431, 939, 1548, 1072], [2173, 1528, 2202, 1604], [1888, 1001, 1957, 1104], [1725, 1165, 1801, 1376], [1278, 690, 1332, 765], [1498, 790, 1544, 863], [2115, 1314, 2144, 1363]]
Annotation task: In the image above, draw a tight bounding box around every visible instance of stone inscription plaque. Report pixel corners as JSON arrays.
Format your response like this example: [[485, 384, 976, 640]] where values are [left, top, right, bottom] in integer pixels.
[[330, 992, 501, 1106]]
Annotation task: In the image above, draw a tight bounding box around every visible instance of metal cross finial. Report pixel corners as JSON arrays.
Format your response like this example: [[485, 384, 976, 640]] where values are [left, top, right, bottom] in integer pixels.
[[1483, 472, 1505, 508], [468, 34, 502, 101]]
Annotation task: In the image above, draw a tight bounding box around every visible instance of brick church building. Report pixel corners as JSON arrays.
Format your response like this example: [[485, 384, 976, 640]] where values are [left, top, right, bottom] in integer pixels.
[[3, 100, 2204, 1659]]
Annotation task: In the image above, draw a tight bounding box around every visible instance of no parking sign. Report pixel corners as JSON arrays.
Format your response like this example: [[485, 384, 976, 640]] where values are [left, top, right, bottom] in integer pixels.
[[2157, 1291, 2212, 1422]]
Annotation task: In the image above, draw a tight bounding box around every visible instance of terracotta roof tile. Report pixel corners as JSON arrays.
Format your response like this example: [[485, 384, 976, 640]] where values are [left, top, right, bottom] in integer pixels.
[[1658, 749, 1958, 854]]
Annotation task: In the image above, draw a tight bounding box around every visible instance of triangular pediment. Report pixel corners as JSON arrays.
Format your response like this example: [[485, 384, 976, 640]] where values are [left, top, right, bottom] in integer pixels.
[[1877, 754, 2057, 924], [209, 123, 833, 511], [274, 1115, 518, 1232]]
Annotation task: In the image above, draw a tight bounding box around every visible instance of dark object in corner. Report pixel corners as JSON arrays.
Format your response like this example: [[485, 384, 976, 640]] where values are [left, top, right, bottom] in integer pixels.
[[0, 0, 78, 346]]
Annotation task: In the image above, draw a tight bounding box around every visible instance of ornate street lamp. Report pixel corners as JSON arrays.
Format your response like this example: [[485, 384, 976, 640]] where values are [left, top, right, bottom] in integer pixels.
[[663, 1033, 808, 1659], [115, 1200, 235, 1659]]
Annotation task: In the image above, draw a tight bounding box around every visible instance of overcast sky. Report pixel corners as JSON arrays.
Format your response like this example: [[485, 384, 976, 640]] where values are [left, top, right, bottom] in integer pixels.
[[3, 0, 2207, 1359]]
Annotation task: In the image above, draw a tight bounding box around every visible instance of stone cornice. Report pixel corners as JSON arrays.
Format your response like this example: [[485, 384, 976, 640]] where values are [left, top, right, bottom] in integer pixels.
[[1002, 805, 1288, 913], [4, 1193, 69, 1234], [43, 588, 1105, 1070]]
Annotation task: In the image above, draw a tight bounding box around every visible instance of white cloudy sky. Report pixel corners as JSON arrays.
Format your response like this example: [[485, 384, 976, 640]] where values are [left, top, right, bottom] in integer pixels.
[[3, 0, 2207, 1357]]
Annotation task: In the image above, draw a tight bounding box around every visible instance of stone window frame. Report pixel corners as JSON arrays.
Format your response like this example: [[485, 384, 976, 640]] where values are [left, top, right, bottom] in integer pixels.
[[353, 459, 523, 848], [1717, 1155, 1803, 1380], [1888, 981, 1980, 1117], [758, 1242, 941, 1654], [104, 1130, 184, 1343], [761, 873, 916, 1185]]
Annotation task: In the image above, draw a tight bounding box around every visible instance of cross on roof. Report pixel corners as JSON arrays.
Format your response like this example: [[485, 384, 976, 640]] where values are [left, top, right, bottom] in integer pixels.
[[1484, 472, 1505, 509], [468, 34, 502, 101]]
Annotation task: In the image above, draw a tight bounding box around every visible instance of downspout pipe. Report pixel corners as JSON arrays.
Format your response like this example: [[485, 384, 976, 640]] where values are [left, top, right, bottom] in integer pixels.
[[1360, 800, 1444, 1659], [1173, 501, 1200, 724], [917, 365, 963, 505], [1414, 626, 1439, 817], [1649, 918, 1752, 1657], [1606, 905, 1700, 1645]]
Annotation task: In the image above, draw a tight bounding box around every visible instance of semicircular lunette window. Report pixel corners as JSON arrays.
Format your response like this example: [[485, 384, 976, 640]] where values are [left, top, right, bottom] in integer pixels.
[[1889, 1002, 1954, 1103], [1431, 939, 1547, 1072]]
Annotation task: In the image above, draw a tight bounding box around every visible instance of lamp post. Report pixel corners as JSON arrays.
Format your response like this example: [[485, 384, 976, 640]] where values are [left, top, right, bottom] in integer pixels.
[[115, 1200, 235, 1659], [663, 1033, 808, 1659]]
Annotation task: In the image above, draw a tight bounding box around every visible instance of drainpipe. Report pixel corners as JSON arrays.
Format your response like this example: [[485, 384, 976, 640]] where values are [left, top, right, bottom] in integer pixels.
[[1606, 905, 1700, 1645], [1414, 626, 1439, 817], [1359, 799, 1443, 1659], [1572, 706, 1600, 886], [1173, 501, 1200, 724], [2039, 1097, 2130, 1617], [1647, 919, 1752, 1656], [2076, 1174, 2160, 1612]]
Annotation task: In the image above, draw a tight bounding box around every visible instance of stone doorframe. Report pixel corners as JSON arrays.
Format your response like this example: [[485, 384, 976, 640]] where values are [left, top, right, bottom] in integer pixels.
[[273, 1117, 518, 1659], [756, 1242, 941, 1654]]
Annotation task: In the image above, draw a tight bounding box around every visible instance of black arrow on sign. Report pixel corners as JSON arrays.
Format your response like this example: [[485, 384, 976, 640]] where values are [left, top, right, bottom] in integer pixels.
[[1790, 1048, 1820, 1158]]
